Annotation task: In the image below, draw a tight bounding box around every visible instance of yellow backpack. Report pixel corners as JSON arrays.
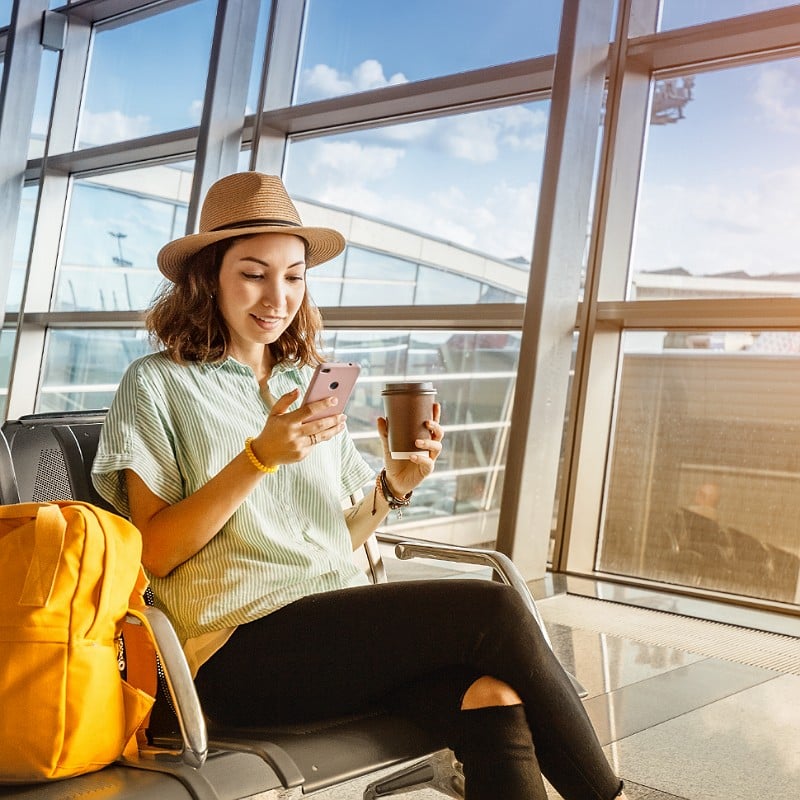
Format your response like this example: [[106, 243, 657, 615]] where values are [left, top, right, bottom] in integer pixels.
[[0, 501, 155, 782]]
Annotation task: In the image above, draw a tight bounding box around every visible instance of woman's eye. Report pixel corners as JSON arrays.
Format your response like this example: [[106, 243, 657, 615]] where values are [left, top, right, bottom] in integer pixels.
[[242, 272, 262, 280], [287, 274, 305, 283]]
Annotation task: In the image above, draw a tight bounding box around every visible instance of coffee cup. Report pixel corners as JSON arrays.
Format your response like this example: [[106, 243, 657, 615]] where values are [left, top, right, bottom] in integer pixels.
[[381, 382, 437, 459]]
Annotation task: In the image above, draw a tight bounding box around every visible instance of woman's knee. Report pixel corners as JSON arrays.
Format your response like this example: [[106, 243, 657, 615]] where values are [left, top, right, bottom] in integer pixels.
[[461, 675, 523, 709]]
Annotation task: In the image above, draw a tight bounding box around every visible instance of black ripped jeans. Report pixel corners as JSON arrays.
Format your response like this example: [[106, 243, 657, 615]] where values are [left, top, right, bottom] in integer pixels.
[[195, 580, 622, 800]]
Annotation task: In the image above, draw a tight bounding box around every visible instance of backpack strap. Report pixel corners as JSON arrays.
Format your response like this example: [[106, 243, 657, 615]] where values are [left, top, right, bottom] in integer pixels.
[[14, 503, 67, 607], [121, 566, 160, 757]]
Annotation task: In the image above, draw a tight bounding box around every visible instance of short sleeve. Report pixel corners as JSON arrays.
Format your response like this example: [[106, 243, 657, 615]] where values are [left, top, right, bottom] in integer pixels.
[[91, 358, 184, 517], [338, 428, 374, 501]]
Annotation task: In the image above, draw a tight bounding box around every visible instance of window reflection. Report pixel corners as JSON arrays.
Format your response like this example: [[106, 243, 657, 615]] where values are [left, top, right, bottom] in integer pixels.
[[38, 327, 519, 547], [630, 58, 800, 300], [599, 330, 800, 604], [77, 0, 215, 149], [0, 328, 17, 417], [39, 330, 152, 413], [55, 164, 193, 311], [8, 184, 38, 313]]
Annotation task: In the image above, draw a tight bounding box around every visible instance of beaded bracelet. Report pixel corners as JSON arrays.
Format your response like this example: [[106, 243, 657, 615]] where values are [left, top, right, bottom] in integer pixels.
[[371, 468, 412, 517], [244, 437, 279, 474]]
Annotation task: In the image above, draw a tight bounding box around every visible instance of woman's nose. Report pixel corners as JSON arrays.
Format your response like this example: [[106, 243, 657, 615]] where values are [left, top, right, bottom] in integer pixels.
[[259, 278, 284, 307]]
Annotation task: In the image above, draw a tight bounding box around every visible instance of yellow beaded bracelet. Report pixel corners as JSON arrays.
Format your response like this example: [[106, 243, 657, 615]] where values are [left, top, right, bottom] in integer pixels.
[[244, 437, 279, 474]]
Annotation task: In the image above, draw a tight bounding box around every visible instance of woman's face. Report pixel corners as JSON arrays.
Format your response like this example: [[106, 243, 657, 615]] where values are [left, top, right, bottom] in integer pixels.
[[216, 232, 307, 365]]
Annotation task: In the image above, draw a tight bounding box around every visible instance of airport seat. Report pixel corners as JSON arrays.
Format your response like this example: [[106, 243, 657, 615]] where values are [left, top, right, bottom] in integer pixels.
[[1, 409, 583, 799]]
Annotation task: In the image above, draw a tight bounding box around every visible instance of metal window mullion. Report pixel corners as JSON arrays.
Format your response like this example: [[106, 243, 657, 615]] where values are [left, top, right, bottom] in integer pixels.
[[596, 298, 800, 330], [562, 0, 661, 575], [22, 302, 525, 330], [494, 0, 616, 580], [250, 0, 306, 174], [47, 14, 92, 155], [6, 10, 94, 418], [628, 4, 800, 72], [0, 0, 51, 329], [186, 0, 262, 232], [256, 55, 556, 140]]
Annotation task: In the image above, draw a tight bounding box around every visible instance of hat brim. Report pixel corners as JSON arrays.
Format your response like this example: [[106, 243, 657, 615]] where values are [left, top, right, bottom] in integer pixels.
[[157, 224, 346, 282]]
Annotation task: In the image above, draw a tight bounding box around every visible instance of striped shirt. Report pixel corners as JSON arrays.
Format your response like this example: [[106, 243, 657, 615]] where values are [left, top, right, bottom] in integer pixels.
[[92, 352, 373, 644]]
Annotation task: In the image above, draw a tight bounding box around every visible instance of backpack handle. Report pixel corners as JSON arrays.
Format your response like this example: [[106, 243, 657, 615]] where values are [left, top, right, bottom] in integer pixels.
[[17, 504, 67, 607]]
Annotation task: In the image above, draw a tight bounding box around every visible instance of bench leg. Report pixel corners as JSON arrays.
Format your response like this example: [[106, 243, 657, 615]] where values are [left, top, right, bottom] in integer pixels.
[[362, 750, 463, 798]]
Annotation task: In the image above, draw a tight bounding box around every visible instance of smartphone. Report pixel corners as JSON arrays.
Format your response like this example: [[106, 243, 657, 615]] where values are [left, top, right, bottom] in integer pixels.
[[301, 362, 361, 422]]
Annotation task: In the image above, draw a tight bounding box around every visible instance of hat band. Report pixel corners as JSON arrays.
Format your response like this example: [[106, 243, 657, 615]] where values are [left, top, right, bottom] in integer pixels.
[[207, 218, 301, 233]]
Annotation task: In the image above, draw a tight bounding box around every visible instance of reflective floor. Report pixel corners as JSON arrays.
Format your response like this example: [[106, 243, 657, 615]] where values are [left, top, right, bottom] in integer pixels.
[[315, 563, 800, 800]]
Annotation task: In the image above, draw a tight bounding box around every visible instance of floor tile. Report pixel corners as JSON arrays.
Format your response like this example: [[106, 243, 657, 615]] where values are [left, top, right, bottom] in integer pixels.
[[585, 656, 776, 746], [546, 624, 707, 698], [603, 674, 800, 800]]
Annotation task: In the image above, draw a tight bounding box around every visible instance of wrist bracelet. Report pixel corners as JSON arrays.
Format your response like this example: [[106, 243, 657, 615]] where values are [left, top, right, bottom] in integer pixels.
[[371, 468, 412, 517], [244, 437, 279, 474]]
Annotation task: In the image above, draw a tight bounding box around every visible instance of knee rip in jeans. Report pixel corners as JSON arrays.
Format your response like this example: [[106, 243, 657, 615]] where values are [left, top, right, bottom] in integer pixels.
[[460, 675, 523, 710]]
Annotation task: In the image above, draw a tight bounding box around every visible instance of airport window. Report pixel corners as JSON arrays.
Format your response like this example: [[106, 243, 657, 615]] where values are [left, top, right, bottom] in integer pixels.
[[8, 184, 38, 313], [598, 329, 800, 605], [285, 101, 548, 303], [659, 0, 800, 30], [55, 165, 193, 312], [630, 59, 800, 301], [38, 329, 153, 413], [77, 0, 216, 149], [296, 0, 562, 105]]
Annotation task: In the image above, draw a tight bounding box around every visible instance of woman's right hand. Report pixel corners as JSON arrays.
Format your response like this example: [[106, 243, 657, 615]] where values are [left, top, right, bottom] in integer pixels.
[[250, 388, 348, 468]]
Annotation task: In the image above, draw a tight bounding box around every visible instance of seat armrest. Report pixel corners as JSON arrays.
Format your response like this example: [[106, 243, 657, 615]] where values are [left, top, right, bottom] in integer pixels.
[[384, 537, 553, 646], [378, 534, 588, 698], [127, 606, 209, 768]]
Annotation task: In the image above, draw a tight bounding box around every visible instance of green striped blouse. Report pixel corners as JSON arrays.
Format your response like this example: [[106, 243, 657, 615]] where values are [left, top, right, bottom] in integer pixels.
[[92, 352, 373, 643]]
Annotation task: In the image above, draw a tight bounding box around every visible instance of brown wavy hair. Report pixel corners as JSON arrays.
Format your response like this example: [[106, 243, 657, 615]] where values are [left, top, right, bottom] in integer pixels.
[[146, 236, 325, 366]]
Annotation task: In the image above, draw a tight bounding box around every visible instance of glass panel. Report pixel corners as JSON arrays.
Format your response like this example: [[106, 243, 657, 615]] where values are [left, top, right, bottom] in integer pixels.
[[659, 0, 799, 30], [0, 0, 10, 27], [326, 329, 518, 542], [38, 329, 153, 413], [630, 59, 800, 300], [54, 163, 193, 312], [29, 49, 57, 159], [246, 1, 271, 116], [287, 102, 547, 305], [599, 330, 800, 606], [8, 184, 38, 313], [0, 327, 17, 418], [77, 0, 216, 148], [297, 0, 563, 104]]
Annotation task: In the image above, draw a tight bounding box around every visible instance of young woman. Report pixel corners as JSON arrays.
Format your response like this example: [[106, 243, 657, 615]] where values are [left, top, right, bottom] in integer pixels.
[[93, 171, 625, 800]]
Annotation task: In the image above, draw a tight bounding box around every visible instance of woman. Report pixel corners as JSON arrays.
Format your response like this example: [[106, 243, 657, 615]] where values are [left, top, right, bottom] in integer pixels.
[[93, 171, 625, 800]]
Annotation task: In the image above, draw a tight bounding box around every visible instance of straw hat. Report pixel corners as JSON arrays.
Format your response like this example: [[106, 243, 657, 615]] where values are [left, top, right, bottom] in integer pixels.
[[157, 172, 346, 281]]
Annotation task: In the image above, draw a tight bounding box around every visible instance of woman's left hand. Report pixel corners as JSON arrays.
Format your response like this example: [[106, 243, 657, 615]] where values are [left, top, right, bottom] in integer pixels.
[[377, 402, 444, 496]]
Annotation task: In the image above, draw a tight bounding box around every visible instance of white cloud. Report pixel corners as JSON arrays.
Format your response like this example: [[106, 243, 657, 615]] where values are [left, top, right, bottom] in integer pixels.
[[754, 64, 800, 132], [309, 140, 405, 182], [301, 59, 407, 101], [633, 166, 800, 276], [439, 106, 548, 163], [79, 109, 151, 146]]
